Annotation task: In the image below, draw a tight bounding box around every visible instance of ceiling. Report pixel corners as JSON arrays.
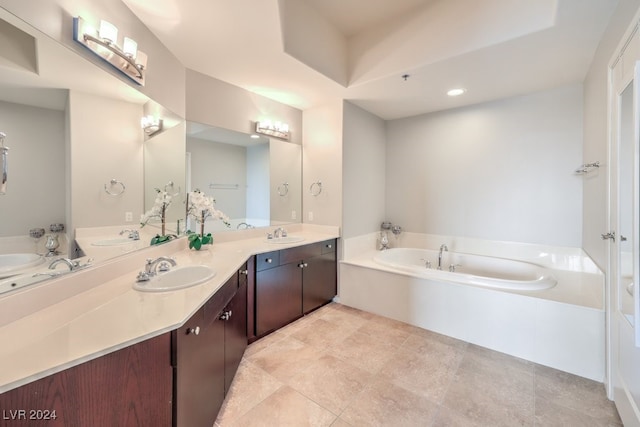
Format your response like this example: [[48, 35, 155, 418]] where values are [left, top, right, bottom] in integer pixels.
[[122, 0, 618, 120]]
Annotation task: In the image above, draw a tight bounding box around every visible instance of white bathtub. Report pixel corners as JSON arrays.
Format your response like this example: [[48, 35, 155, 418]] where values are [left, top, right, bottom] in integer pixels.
[[339, 234, 605, 381], [374, 248, 556, 291]]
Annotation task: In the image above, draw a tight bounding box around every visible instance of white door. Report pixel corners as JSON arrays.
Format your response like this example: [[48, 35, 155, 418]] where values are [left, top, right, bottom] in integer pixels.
[[609, 59, 640, 425]]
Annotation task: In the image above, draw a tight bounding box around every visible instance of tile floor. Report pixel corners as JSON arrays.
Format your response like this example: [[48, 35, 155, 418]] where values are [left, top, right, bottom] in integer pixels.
[[215, 303, 621, 426]]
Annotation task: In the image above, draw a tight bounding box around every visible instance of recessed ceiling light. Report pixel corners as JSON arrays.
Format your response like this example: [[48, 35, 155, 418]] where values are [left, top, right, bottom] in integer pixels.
[[447, 88, 466, 97]]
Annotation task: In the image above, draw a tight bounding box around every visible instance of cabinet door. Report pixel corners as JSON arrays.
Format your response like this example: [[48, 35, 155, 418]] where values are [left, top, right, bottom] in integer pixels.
[[224, 278, 247, 392], [303, 251, 337, 314], [256, 263, 302, 335], [0, 334, 172, 427], [174, 306, 225, 427]]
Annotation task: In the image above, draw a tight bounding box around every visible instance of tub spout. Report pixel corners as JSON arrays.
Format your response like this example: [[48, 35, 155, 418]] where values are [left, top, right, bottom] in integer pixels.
[[438, 244, 448, 270]]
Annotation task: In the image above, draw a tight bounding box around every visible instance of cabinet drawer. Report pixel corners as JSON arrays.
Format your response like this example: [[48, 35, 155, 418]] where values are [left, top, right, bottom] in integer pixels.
[[256, 251, 280, 271], [280, 242, 322, 265], [321, 239, 336, 255]]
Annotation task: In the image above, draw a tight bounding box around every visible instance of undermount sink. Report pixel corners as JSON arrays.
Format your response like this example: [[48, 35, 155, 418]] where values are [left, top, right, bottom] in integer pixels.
[[0, 253, 45, 277], [91, 238, 137, 247], [265, 236, 305, 244], [133, 265, 216, 292]]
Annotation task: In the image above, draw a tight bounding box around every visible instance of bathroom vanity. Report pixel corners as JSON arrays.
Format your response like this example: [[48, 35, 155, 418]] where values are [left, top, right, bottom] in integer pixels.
[[251, 239, 337, 340], [0, 226, 339, 427]]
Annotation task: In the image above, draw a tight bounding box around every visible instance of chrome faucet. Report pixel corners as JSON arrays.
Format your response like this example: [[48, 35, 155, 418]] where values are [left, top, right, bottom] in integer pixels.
[[137, 256, 177, 282], [273, 227, 287, 238], [48, 258, 79, 272], [35, 257, 92, 277], [120, 229, 140, 240], [438, 244, 448, 270]]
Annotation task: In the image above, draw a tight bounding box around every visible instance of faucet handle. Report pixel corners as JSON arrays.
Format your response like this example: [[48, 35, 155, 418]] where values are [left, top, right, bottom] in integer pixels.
[[281, 229, 288, 237], [136, 271, 151, 282], [157, 261, 173, 272]]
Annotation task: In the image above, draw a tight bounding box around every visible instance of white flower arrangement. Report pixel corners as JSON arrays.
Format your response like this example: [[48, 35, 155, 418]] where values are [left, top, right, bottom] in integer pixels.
[[186, 189, 230, 249], [140, 189, 172, 226], [187, 189, 230, 226]]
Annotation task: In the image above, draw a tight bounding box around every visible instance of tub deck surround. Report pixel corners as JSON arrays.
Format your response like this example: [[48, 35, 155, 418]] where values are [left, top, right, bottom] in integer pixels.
[[339, 232, 605, 381], [0, 225, 339, 394]]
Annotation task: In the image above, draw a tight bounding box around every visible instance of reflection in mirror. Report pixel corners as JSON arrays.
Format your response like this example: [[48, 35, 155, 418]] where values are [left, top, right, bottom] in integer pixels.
[[186, 122, 301, 233], [0, 8, 184, 288], [618, 81, 634, 324]]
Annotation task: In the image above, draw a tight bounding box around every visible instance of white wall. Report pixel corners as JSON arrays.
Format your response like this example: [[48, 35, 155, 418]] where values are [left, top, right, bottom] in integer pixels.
[[342, 101, 386, 238], [302, 100, 343, 228], [269, 139, 301, 224], [385, 84, 584, 247], [186, 136, 247, 221], [186, 69, 303, 145], [68, 90, 143, 230], [247, 143, 269, 222], [0, 99, 65, 236]]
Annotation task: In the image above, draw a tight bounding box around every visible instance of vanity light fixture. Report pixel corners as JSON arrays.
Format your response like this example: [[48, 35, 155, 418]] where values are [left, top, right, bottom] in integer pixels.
[[255, 120, 290, 140], [73, 16, 148, 86], [141, 115, 163, 135], [447, 88, 466, 97]]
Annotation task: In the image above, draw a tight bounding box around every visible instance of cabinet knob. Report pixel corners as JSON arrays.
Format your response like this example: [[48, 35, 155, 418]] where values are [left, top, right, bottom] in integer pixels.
[[298, 262, 308, 268], [239, 269, 248, 275], [187, 326, 200, 336], [266, 258, 273, 264], [220, 310, 233, 321], [326, 244, 332, 249]]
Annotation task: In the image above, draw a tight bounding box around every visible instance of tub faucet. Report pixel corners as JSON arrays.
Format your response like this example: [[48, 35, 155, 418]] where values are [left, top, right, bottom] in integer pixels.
[[438, 244, 448, 270]]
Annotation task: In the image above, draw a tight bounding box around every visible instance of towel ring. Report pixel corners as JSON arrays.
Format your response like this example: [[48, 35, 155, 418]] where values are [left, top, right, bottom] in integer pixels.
[[104, 179, 125, 196], [277, 182, 289, 196], [310, 181, 322, 197]]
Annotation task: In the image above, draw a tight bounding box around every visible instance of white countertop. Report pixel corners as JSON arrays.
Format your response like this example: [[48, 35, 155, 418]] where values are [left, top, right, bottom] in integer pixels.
[[0, 225, 339, 394]]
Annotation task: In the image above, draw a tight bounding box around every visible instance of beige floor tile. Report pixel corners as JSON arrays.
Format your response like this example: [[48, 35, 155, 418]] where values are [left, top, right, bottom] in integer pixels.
[[248, 335, 324, 382], [442, 351, 534, 427], [431, 407, 484, 427], [356, 318, 412, 348], [535, 397, 623, 427], [534, 365, 621, 424], [315, 304, 369, 330], [339, 377, 439, 426], [287, 353, 373, 414], [291, 317, 359, 349], [217, 304, 622, 427], [229, 386, 337, 427], [215, 360, 283, 426], [378, 338, 464, 402], [244, 330, 287, 358], [329, 329, 399, 374]]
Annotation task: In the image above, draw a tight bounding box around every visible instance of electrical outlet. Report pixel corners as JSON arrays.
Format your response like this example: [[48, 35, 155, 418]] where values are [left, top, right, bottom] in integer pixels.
[[125, 211, 133, 222], [308, 211, 314, 221], [291, 210, 297, 220]]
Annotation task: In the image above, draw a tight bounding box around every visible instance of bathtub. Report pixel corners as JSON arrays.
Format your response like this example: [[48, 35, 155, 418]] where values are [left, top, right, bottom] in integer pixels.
[[373, 248, 556, 291], [339, 234, 605, 381]]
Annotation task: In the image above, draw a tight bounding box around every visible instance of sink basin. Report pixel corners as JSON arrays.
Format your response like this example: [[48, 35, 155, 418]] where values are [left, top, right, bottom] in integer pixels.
[[133, 265, 216, 292], [0, 273, 51, 295], [0, 253, 44, 277], [91, 238, 137, 246], [265, 236, 305, 244]]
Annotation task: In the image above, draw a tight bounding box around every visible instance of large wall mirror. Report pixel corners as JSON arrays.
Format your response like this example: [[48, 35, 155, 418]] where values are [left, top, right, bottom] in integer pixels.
[[0, 8, 185, 270], [0, 7, 304, 287], [185, 122, 302, 233]]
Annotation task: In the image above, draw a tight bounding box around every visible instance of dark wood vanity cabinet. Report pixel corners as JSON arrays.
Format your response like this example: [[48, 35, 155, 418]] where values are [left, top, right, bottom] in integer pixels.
[[173, 264, 248, 427], [0, 264, 250, 427], [0, 333, 173, 427], [252, 239, 337, 339]]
